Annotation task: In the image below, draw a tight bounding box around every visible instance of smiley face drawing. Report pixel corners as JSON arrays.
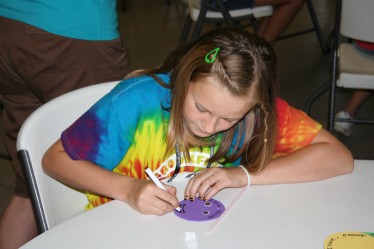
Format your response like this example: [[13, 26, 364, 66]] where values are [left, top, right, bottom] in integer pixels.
[[174, 198, 225, 221]]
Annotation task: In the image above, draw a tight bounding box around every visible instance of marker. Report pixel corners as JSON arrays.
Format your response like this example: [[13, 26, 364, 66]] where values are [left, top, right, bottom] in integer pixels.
[[145, 168, 181, 212]]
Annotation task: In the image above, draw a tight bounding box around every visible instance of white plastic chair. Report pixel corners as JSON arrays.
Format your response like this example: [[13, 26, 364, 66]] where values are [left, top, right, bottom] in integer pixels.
[[16, 81, 120, 233], [327, 0, 374, 130], [179, 0, 328, 53], [179, 0, 274, 43]]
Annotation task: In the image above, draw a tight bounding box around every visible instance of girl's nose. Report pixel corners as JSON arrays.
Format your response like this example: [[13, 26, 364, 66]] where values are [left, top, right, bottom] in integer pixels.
[[202, 117, 217, 134]]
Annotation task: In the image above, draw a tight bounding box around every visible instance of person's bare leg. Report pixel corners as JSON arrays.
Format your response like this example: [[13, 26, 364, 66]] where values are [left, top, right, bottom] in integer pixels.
[[343, 90, 372, 117], [255, 0, 305, 44], [255, 16, 270, 38], [0, 195, 38, 249]]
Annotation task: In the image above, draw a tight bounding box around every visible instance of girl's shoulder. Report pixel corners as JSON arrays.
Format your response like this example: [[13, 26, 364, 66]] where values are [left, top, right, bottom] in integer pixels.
[[97, 74, 170, 112], [113, 74, 170, 94], [103, 74, 170, 103]]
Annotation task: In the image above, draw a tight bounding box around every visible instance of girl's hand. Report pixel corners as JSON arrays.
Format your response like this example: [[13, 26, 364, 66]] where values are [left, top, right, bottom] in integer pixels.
[[125, 178, 179, 215], [184, 167, 248, 201]]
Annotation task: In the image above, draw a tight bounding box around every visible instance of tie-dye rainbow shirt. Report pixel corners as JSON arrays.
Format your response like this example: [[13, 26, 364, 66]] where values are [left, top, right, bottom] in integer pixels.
[[61, 74, 322, 209]]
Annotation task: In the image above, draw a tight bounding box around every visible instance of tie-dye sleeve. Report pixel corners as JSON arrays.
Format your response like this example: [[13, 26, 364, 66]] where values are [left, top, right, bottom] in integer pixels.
[[61, 75, 170, 171], [273, 97, 322, 158], [61, 93, 135, 170]]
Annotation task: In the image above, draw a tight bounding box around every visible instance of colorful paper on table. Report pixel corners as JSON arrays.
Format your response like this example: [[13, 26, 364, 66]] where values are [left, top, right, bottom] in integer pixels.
[[324, 231, 374, 249], [174, 198, 225, 221]]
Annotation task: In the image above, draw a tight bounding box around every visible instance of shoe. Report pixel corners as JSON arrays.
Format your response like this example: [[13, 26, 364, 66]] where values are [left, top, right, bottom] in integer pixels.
[[333, 111, 353, 137]]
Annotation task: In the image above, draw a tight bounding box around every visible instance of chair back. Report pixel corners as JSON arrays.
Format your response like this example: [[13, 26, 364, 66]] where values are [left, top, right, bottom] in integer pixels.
[[337, 0, 374, 89], [188, 0, 273, 21], [179, 0, 273, 43], [340, 0, 374, 42], [16, 81, 120, 233]]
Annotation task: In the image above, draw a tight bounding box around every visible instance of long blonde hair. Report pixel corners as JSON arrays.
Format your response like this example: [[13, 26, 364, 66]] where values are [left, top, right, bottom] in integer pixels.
[[126, 28, 277, 173]]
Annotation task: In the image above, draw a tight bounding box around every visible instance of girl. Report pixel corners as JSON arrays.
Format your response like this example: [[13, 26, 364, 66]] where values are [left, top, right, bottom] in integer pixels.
[[43, 28, 353, 216]]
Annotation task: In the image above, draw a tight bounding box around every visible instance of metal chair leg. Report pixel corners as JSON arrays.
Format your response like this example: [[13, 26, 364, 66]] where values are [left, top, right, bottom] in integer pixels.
[[327, 0, 342, 132], [306, 0, 329, 53], [179, 15, 193, 44], [277, 0, 328, 53], [215, 0, 239, 28], [304, 80, 330, 115], [190, 0, 209, 41]]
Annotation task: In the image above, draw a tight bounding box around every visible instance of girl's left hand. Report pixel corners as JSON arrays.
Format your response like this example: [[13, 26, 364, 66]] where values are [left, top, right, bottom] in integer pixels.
[[184, 167, 248, 201]]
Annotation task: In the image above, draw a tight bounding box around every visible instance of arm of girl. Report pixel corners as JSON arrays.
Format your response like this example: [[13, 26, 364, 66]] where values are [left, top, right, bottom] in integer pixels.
[[250, 128, 354, 184], [42, 140, 180, 215], [184, 128, 353, 200]]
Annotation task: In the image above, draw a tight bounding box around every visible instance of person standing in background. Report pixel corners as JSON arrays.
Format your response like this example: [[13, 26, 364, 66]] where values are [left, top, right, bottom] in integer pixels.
[[0, 1, 130, 248]]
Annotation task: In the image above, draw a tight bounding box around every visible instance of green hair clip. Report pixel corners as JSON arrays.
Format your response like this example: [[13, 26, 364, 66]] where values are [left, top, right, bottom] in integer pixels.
[[205, 47, 220, 63]]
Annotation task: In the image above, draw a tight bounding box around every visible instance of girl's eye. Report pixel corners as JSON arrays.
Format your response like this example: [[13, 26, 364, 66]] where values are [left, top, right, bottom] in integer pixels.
[[196, 104, 206, 113]]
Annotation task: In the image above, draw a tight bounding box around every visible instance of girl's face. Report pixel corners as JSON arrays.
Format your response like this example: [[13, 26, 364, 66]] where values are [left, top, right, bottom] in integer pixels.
[[183, 76, 254, 138]]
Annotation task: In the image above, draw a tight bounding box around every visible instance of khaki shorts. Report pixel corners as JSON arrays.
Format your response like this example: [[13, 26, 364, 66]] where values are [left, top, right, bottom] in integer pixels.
[[0, 16, 130, 197]]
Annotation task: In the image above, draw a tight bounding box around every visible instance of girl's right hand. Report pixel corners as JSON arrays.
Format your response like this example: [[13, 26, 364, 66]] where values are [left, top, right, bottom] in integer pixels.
[[125, 178, 179, 215], [42, 140, 180, 215]]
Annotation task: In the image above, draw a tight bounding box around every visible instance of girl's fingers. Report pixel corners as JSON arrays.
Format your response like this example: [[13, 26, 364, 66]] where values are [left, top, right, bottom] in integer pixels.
[[131, 181, 179, 215], [184, 167, 244, 200], [153, 185, 180, 211], [185, 168, 224, 200], [184, 170, 208, 200], [164, 184, 177, 196]]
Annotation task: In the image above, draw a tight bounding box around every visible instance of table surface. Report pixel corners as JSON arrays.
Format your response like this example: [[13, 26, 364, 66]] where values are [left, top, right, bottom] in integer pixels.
[[21, 160, 374, 249]]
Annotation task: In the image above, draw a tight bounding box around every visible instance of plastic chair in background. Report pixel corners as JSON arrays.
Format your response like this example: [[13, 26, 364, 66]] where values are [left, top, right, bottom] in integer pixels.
[[305, 0, 374, 133], [326, 0, 374, 132], [179, 0, 328, 53], [179, 0, 274, 44], [16, 81, 120, 233]]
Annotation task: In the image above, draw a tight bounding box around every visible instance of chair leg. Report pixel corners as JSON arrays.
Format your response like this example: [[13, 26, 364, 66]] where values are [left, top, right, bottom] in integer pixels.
[[306, 0, 341, 130], [18, 150, 49, 233], [179, 15, 193, 44], [190, 0, 209, 41], [306, 0, 329, 53], [328, 60, 338, 132], [189, 0, 245, 42], [215, 0, 238, 28], [304, 80, 330, 115], [277, 0, 328, 53], [327, 0, 342, 132]]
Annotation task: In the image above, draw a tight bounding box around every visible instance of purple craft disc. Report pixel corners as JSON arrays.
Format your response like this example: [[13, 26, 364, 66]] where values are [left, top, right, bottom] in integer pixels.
[[174, 198, 225, 221]]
